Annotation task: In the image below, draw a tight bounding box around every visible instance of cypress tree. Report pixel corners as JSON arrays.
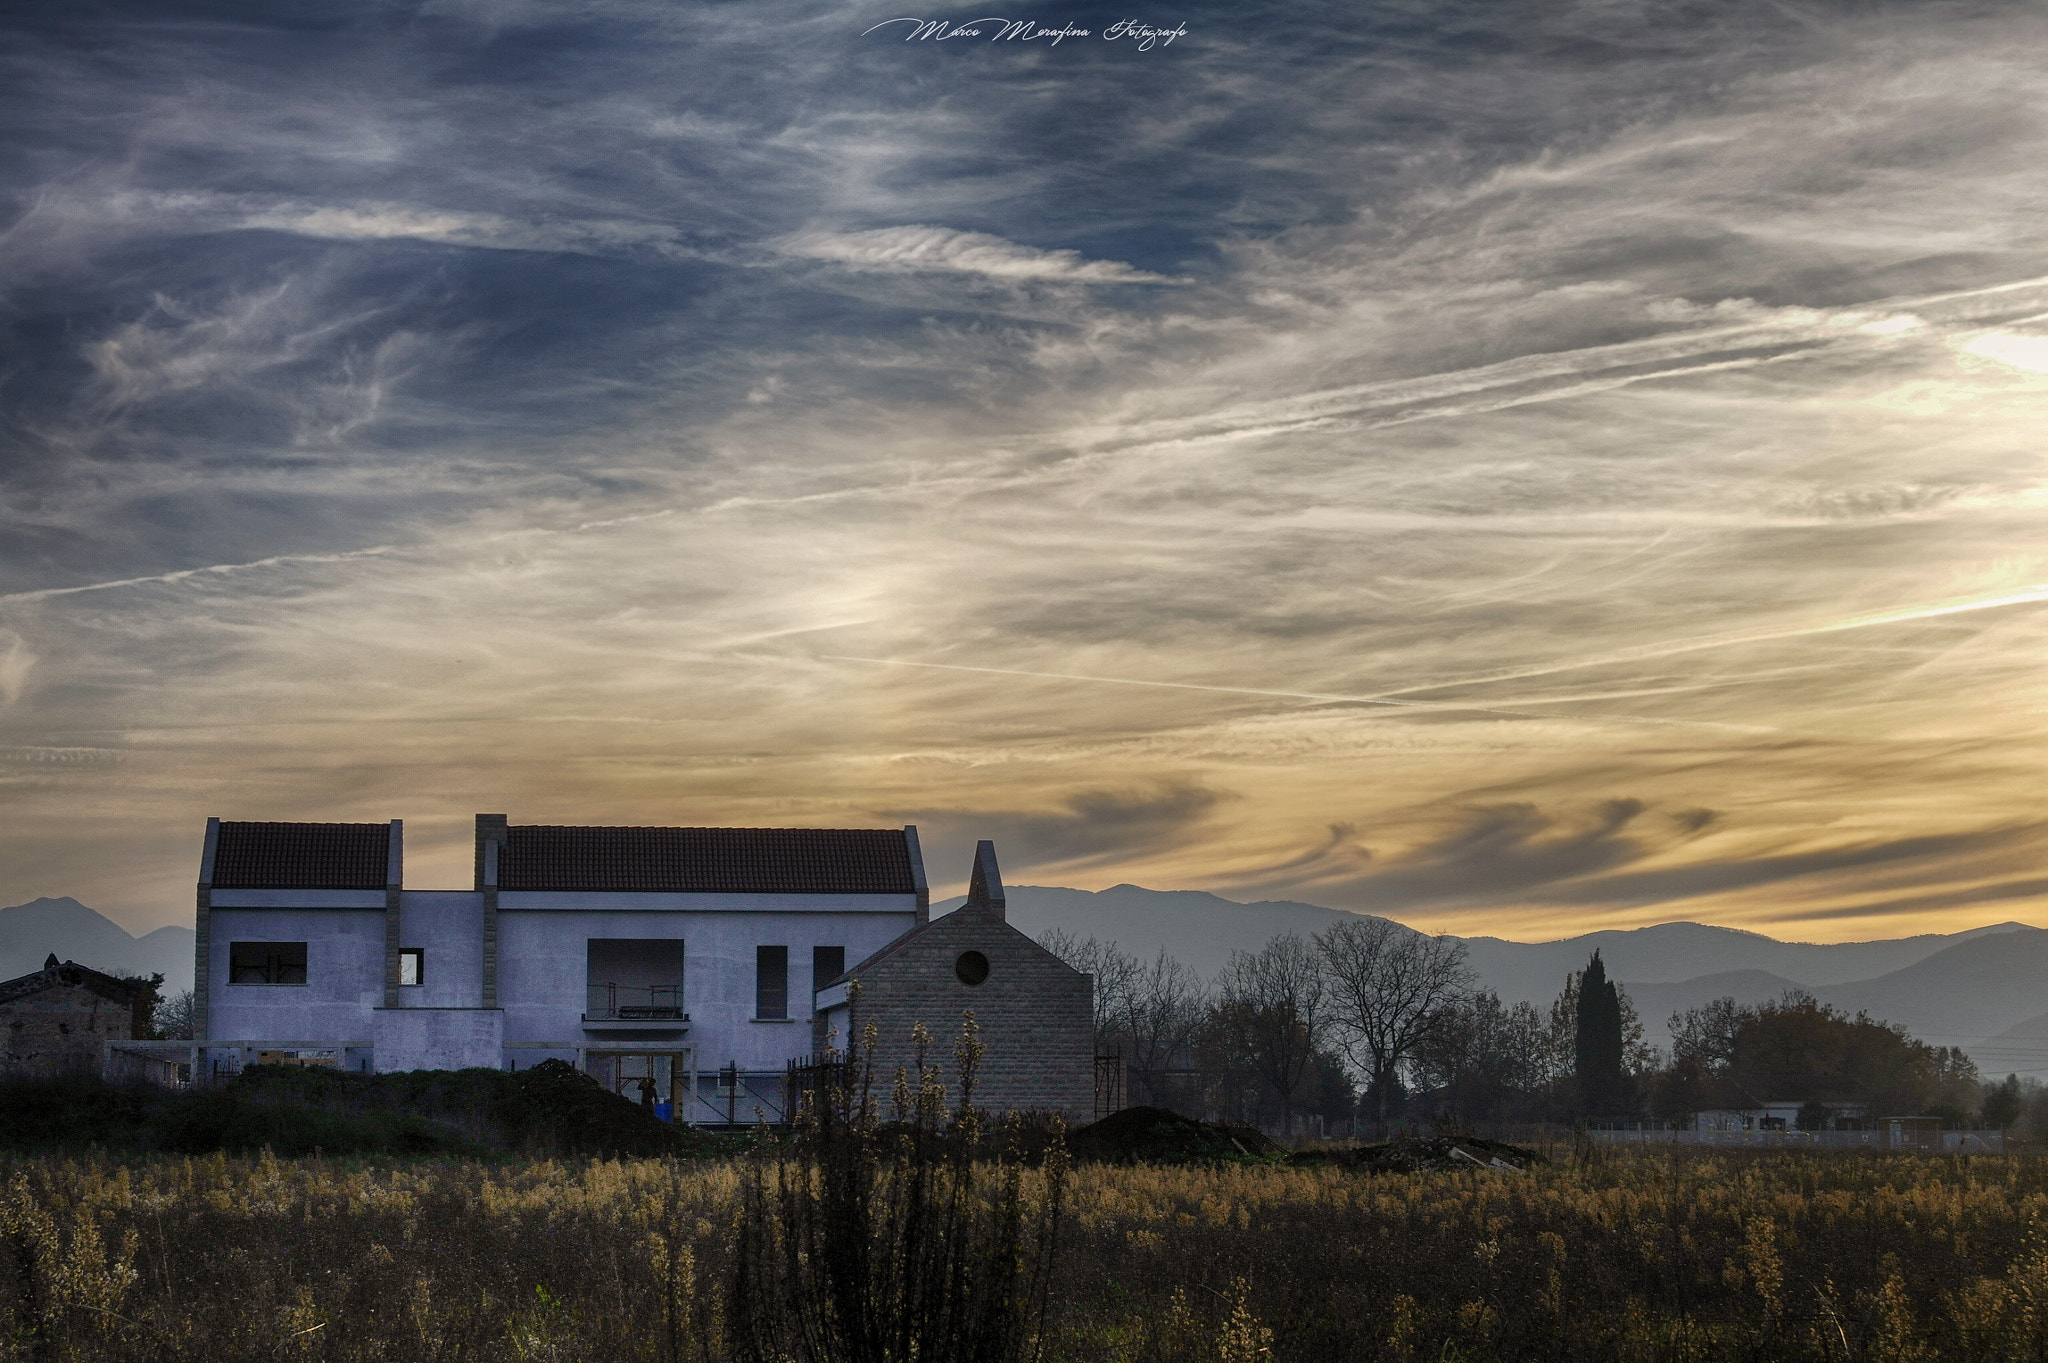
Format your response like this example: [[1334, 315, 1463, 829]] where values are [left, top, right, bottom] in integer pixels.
[[1573, 950, 1624, 1118]]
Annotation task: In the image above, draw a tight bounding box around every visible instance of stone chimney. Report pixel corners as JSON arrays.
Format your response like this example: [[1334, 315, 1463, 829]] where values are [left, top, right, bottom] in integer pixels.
[[963, 840, 1006, 922]]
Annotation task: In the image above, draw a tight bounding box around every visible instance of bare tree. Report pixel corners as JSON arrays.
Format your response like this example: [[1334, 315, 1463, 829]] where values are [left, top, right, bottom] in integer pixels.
[[154, 988, 195, 1040], [1036, 930, 1141, 1053], [1211, 934, 1325, 1139], [1668, 995, 1744, 1068], [1115, 950, 1209, 1108], [1410, 990, 1553, 1125], [1316, 916, 1473, 1135]]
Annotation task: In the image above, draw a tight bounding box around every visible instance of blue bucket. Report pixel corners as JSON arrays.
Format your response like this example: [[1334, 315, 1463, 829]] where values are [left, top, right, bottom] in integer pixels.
[[654, 1102, 674, 1123]]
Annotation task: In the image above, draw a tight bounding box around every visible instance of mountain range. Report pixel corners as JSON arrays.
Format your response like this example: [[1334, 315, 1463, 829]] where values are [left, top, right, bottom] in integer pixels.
[[936, 884, 2048, 1076], [0, 898, 196, 995], [12, 887, 2048, 1077]]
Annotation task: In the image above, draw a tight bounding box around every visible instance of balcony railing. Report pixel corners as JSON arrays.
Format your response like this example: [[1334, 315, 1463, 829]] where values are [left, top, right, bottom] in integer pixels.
[[586, 983, 686, 1021]]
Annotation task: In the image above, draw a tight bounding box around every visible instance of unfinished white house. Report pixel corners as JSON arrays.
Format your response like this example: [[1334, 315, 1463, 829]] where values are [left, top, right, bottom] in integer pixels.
[[193, 816, 1094, 1122]]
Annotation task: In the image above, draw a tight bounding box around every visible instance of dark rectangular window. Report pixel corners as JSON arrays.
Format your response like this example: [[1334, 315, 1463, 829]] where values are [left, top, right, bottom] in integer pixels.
[[813, 946, 845, 1001], [229, 942, 307, 985], [586, 939, 684, 1019], [398, 948, 424, 986], [756, 946, 789, 1019]]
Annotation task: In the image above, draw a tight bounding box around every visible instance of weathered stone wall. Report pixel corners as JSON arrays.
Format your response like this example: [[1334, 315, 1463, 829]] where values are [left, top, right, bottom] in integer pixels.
[[1, 980, 138, 1074], [844, 907, 1093, 1120]]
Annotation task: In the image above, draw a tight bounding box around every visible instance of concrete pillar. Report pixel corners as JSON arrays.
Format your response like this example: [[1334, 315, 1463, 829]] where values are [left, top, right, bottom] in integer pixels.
[[476, 814, 507, 1008], [193, 817, 219, 1042], [382, 819, 404, 1009]]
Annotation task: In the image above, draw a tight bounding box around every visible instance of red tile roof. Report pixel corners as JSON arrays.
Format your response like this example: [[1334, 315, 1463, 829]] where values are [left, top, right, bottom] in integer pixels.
[[211, 821, 391, 890], [497, 825, 916, 894], [0, 958, 148, 1007]]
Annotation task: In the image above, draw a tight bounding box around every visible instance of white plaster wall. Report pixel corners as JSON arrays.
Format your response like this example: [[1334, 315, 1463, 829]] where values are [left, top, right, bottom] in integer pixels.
[[497, 908, 915, 1071], [397, 891, 483, 1008], [209, 890, 385, 908], [372, 1008, 504, 1072], [496, 891, 917, 914], [207, 908, 384, 1043]]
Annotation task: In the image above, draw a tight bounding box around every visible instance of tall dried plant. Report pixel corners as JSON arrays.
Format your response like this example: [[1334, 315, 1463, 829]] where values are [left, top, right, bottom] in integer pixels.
[[729, 1002, 1067, 1363]]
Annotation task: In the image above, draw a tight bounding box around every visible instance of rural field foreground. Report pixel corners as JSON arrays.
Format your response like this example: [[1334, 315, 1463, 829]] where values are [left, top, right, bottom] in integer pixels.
[[5, 1147, 2048, 1361]]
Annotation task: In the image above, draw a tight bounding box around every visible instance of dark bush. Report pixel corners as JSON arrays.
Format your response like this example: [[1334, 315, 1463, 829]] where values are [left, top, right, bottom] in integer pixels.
[[0, 1063, 747, 1159], [0, 1073, 154, 1150]]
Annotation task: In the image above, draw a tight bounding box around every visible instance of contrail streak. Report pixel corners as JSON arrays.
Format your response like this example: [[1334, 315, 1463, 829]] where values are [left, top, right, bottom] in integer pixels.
[[0, 546, 396, 606], [1064, 273, 2048, 456], [821, 656, 1764, 731], [1369, 581, 2048, 699]]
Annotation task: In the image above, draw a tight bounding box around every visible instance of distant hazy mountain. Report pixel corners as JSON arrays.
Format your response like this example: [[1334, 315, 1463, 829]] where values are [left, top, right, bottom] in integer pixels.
[[1460, 920, 2035, 1005], [1977, 1010, 2048, 1079], [1616, 970, 1812, 1036], [1814, 930, 2048, 1058], [944, 883, 2045, 1073], [0, 898, 194, 994], [935, 883, 1353, 980]]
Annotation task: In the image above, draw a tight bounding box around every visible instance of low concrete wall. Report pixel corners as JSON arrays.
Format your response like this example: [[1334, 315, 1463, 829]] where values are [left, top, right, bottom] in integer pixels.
[[372, 1008, 504, 1072], [1587, 1128, 2005, 1152]]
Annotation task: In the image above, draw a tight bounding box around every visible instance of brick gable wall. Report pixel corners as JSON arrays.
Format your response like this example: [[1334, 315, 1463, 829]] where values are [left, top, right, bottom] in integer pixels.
[[841, 908, 1093, 1120]]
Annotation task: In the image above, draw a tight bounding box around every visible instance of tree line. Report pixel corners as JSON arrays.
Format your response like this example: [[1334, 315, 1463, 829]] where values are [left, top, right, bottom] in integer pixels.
[[1043, 920, 2007, 1138]]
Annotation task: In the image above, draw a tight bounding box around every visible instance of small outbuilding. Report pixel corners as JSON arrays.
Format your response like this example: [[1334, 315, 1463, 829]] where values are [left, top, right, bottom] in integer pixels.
[[0, 955, 154, 1076], [813, 842, 1094, 1120]]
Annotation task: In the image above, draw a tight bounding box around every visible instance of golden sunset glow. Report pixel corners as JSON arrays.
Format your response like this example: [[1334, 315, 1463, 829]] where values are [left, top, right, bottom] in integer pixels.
[[3, 2, 2047, 944]]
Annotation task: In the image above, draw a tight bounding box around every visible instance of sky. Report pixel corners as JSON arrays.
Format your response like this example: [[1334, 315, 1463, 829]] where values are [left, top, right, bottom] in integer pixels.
[[3, 0, 2048, 944]]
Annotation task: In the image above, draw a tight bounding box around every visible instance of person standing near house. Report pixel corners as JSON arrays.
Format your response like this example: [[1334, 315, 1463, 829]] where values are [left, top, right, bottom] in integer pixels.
[[636, 1075, 656, 1109]]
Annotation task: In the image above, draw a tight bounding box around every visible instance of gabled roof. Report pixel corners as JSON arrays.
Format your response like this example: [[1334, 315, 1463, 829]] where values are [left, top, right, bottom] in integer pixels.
[[0, 958, 147, 1007], [825, 839, 1030, 984], [496, 825, 919, 894], [210, 821, 393, 889], [830, 912, 1082, 989]]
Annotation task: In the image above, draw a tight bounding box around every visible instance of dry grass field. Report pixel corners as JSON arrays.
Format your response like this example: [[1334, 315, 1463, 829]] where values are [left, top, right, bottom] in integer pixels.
[[6, 1144, 2048, 1361]]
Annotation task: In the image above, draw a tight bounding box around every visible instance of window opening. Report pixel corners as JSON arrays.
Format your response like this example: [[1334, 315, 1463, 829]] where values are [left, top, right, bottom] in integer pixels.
[[812, 945, 845, 999], [756, 945, 789, 1019], [955, 950, 989, 986], [229, 942, 307, 985], [585, 940, 685, 1019], [398, 948, 424, 986]]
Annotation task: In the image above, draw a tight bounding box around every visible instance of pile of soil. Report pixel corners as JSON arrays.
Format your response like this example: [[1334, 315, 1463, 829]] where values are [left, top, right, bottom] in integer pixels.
[[1289, 1134, 1541, 1173], [506, 1058, 734, 1158], [1066, 1106, 1283, 1165], [236, 1058, 748, 1159]]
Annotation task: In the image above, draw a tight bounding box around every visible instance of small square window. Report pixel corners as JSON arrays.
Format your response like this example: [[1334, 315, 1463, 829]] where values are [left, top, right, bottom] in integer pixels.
[[229, 942, 307, 985], [399, 948, 424, 986]]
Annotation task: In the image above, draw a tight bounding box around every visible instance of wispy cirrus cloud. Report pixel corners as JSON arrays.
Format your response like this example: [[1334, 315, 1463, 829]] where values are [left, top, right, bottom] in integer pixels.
[[779, 225, 1172, 284], [3, 0, 2048, 937]]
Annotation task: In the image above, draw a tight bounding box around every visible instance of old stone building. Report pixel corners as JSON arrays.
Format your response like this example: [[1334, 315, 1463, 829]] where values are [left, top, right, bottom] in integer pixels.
[[815, 842, 1094, 1119], [1, 955, 154, 1075]]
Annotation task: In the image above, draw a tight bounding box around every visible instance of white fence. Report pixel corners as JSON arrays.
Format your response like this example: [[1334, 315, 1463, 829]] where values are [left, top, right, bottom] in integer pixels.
[[1587, 1126, 2004, 1152], [102, 1041, 204, 1088]]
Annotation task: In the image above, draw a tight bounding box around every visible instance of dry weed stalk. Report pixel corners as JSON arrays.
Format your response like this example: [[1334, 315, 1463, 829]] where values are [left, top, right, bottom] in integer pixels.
[[728, 1007, 1067, 1363]]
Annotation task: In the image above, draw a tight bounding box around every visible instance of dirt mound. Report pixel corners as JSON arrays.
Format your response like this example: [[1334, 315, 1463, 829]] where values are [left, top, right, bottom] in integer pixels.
[[507, 1058, 719, 1157], [229, 1059, 746, 1159], [1290, 1134, 1540, 1173], [1067, 1106, 1283, 1165]]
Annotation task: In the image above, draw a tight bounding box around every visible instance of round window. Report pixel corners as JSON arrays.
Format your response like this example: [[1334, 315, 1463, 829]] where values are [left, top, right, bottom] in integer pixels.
[[954, 950, 990, 986]]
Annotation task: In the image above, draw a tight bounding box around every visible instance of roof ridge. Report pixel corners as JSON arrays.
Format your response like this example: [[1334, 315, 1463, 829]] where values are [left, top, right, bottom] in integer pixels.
[[496, 825, 917, 894]]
